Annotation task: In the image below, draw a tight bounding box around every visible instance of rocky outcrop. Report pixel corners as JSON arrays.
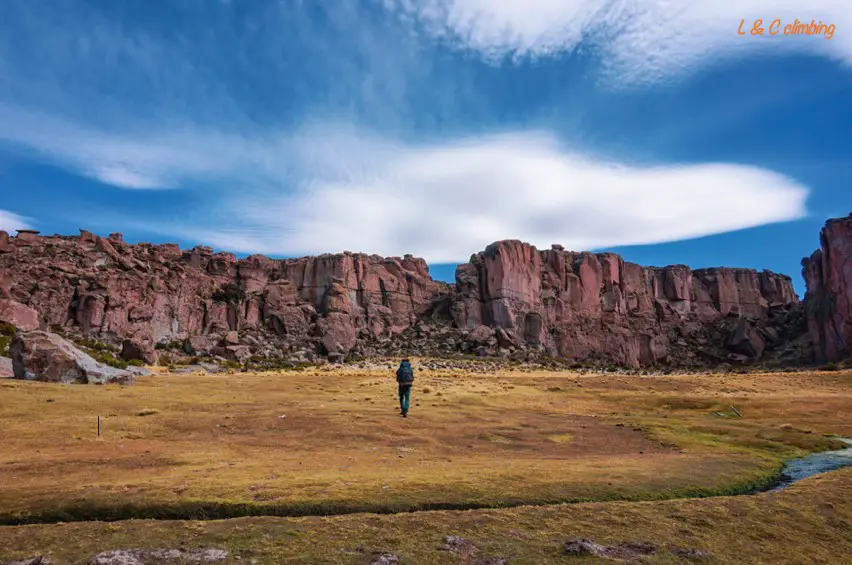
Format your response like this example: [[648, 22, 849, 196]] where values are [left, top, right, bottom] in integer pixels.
[[11, 331, 135, 384], [0, 229, 806, 368], [452, 241, 801, 367], [802, 215, 852, 363], [0, 231, 448, 362]]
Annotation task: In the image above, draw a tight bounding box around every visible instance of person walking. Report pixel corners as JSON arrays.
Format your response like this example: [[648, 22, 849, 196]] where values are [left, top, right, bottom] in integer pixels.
[[396, 358, 414, 417]]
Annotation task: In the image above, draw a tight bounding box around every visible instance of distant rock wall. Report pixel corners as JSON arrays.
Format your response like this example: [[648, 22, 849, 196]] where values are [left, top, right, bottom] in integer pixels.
[[0, 228, 804, 367], [452, 240, 800, 367], [0, 229, 448, 360], [802, 216, 852, 363]]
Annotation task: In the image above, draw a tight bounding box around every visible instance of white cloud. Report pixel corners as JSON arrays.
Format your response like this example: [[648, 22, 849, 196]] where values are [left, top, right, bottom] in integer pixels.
[[0, 105, 810, 261], [0, 209, 31, 233], [392, 0, 852, 85], [155, 127, 808, 263], [0, 105, 271, 189]]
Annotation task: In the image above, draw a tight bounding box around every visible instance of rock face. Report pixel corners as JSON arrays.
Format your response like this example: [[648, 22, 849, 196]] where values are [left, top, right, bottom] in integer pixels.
[[0, 231, 448, 362], [452, 241, 800, 367], [0, 229, 805, 368], [11, 331, 135, 384], [802, 215, 852, 363]]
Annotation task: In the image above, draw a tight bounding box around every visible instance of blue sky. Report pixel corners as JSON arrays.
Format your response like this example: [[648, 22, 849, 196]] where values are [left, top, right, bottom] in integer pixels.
[[1, 1, 851, 297]]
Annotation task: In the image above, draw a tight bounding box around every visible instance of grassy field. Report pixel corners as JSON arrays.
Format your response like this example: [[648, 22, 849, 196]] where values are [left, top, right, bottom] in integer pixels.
[[0, 361, 850, 562], [1, 468, 850, 563]]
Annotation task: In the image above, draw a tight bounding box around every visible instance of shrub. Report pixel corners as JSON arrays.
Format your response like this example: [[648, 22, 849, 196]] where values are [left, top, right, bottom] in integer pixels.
[[0, 322, 16, 356], [88, 350, 129, 370], [211, 282, 245, 305]]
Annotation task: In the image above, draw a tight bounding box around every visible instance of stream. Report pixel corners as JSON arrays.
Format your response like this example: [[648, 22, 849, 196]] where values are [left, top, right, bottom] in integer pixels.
[[771, 438, 852, 491]]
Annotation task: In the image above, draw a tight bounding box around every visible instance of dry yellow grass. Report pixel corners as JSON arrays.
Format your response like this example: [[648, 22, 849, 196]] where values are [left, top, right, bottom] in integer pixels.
[[0, 467, 850, 563], [0, 362, 849, 526]]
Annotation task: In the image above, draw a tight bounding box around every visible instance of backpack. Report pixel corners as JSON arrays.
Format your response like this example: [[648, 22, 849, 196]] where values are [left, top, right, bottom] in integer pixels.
[[397, 361, 414, 383]]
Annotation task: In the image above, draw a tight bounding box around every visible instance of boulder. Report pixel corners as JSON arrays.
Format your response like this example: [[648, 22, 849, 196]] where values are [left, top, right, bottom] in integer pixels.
[[211, 345, 251, 362], [467, 324, 495, 344], [183, 335, 217, 356], [0, 299, 39, 331], [120, 338, 158, 365], [0, 230, 9, 253], [319, 312, 357, 354], [0, 356, 12, 377], [496, 327, 521, 349], [223, 330, 239, 345], [11, 331, 135, 384], [726, 320, 765, 359]]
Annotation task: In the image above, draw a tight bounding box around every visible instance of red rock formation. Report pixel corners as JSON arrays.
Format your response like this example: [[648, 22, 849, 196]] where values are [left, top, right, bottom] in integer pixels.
[[452, 240, 799, 367], [0, 232, 447, 359], [0, 230, 804, 367], [802, 216, 852, 363]]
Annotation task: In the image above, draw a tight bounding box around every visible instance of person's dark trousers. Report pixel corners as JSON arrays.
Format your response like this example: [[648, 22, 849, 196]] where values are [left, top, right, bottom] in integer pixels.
[[398, 384, 411, 415]]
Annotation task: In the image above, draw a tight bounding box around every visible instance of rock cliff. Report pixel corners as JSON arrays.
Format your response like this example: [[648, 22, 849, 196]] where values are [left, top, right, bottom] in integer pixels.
[[452, 241, 803, 367], [0, 228, 807, 368], [802, 215, 852, 363]]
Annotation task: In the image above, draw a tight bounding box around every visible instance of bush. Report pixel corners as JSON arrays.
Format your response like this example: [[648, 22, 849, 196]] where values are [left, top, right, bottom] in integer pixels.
[[88, 349, 129, 370], [0, 322, 16, 356], [211, 282, 245, 305]]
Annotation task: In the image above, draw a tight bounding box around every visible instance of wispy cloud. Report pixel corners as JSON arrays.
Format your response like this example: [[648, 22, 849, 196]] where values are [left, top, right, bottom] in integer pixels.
[[139, 126, 808, 262], [0, 105, 284, 190], [0, 209, 30, 233], [392, 0, 852, 86]]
